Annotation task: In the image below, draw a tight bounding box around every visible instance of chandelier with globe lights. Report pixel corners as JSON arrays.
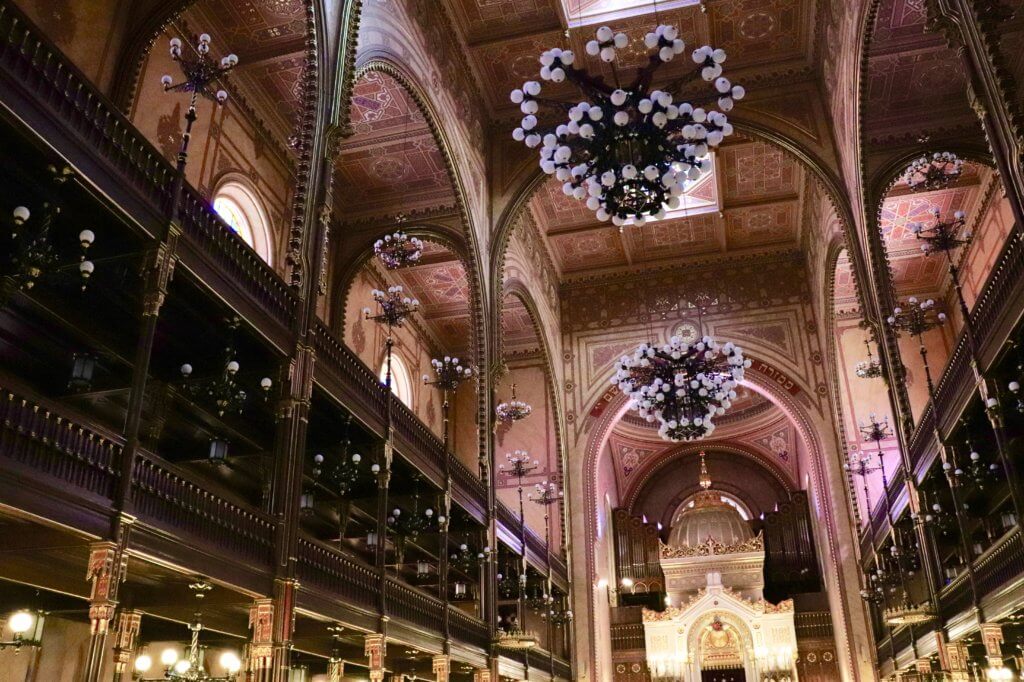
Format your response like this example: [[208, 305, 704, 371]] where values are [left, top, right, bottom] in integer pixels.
[[510, 24, 744, 226], [374, 231, 423, 270], [495, 382, 533, 424], [903, 151, 963, 193], [612, 335, 748, 442]]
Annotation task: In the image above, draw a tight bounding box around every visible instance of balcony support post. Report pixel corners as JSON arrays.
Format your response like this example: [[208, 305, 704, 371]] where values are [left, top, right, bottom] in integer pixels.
[[945, 639, 971, 681], [365, 633, 386, 682], [110, 609, 142, 682], [83, 537, 129, 682]]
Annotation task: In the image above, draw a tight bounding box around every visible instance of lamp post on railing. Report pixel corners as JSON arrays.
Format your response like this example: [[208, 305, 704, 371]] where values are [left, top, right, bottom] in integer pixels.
[[529, 479, 569, 668], [104, 32, 239, 682], [496, 451, 540, 653], [889, 297, 984, 622], [364, 286, 418, 604], [911, 208, 1024, 524], [423, 355, 473, 647]]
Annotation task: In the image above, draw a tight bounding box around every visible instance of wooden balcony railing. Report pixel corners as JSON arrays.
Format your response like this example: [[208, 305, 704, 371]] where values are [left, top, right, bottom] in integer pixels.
[[938, 570, 974, 619], [794, 611, 834, 639], [130, 453, 275, 566], [295, 537, 379, 612], [385, 578, 444, 633], [551, 655, 572, 680], [0, 388, 118, 500], [610, 622, 645, 651], [973, 528, 1024, 601], [0, 2, 296, 346], [448, 607, 489, 650]]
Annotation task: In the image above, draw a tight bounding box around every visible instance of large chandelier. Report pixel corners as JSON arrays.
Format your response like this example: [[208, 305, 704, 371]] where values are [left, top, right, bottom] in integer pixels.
[[612, 335, 748, 442], [374, 231, 423, 270], [511, 24, 744, 225], [903, 151, 963, 193]]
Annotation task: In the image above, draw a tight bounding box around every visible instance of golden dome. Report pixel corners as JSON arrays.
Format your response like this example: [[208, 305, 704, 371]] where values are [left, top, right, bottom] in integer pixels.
[[667, 452, 752, 548]]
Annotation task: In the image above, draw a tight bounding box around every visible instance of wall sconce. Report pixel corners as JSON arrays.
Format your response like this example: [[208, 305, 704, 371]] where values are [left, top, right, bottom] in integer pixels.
[[207, 439, 229, 464], [68, 352, 97, 392], [0, 610, 44, 650]]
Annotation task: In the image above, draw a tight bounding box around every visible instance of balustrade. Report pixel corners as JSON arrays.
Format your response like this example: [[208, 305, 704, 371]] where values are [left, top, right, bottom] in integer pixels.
[[0, 388, 118, 499], [130, 453, 274, 565], [295, 537, 379, 611]]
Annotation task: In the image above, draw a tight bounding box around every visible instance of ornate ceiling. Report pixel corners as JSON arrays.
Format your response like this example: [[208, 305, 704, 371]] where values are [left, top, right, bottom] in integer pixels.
[[187, 0, 307, 145], [335, 72, 456, 223], [388, 240, 473, 355], [880, 161, 989, 299], [862, 0, 984, 154], [529, 136, 805, 278]]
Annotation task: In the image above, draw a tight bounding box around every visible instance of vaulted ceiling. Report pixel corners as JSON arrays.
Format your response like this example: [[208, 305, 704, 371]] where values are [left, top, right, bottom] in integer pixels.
[[187, 0, 307, 146], [528, 135, 805, 278]]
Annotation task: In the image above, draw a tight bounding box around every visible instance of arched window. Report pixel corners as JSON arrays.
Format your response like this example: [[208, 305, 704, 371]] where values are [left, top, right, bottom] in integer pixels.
[[212, 179, 274, 265], [380, 353, 413, 408]]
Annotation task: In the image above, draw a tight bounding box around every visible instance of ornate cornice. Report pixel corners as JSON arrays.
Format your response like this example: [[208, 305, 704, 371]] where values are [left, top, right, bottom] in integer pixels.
[[659, 533, 764, 559]]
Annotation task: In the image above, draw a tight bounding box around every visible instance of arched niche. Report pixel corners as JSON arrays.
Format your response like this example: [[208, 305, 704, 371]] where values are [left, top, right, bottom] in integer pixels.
[[495, 285, 564, 553], [339, 233, 480, 474]]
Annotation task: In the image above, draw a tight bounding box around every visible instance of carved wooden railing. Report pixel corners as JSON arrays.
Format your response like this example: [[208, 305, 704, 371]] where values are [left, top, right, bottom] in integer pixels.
[[450, 452, 486, 504], [295, 537, 379, 611], [907, 403, 936, 480], [178, 187, 297, 338], [0, 388, 118, 499], [448, 606, 489, 650], [0, 4, 174, 210], [973, 528, 1024, 600], [0, 3, 296, 343], [391, 396, 446, 475], [130, 453, 274, 565], [311, 321, 388, 425], [794, 611, 834, 639], [938, 570, 973, 619], [385, 578, 444, 633], [610, 622, 645, 651]]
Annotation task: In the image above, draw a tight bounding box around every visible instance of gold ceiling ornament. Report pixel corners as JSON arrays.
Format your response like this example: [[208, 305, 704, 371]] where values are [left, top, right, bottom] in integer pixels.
[[659, 532, 764, 559]]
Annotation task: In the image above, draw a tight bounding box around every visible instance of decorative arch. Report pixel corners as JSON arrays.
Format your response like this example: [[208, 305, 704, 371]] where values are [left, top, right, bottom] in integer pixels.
[[336, 58, 491, 461], [497, 278, 570, 548], [579, 352, 860, 680], [487, 116, 869, 344], [623, 442, 797, 514]]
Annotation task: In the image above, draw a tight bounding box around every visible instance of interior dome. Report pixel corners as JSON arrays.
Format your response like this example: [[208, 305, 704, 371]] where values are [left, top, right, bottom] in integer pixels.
[[668, 491, 753, 547]]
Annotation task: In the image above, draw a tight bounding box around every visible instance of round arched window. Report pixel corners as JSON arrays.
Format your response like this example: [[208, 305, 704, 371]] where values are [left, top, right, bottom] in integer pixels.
[[380, 353, 414, 408], [212, 180, 274, 265]]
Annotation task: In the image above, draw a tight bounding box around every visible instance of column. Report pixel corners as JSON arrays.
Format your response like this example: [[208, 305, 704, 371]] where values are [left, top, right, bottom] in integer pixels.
[[473, 667, 492, 682], [432, 654, 450, 682], [945, 640, 971, 681], [328, 657, 344, 682], [111, 609, 142, 682], [83, 541, 127, 682], [980, 622, 1005, 669], [365, 634, 386, 682], [248, 598, 275, 679]]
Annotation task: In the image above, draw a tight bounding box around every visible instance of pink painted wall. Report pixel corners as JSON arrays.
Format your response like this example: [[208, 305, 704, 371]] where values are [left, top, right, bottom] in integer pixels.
[[15, 0, 130, 95], [131, 27, 293, 273], [343, 266, 479, 472], [495, 362, 561, 551]]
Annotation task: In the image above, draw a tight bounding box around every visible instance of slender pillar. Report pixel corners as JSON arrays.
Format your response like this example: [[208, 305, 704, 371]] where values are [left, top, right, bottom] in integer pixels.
[[327, 657, 344, 682], [248, 597, 275, 678], [945, 640, 971, 681], [83, 540, 128, 682], [980, 622, 1004, 669], [365, 634, 386, 682], [111, 610, 142, 682], [432, 654, 450, 682]]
